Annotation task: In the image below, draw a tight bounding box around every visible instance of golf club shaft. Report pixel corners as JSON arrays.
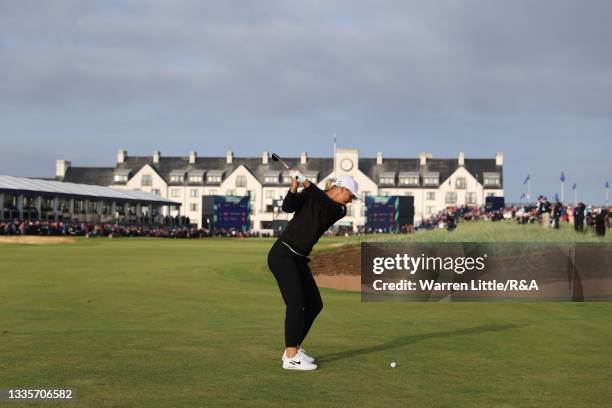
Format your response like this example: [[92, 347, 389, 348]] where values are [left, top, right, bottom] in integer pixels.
[[271, 153, 292, 170]]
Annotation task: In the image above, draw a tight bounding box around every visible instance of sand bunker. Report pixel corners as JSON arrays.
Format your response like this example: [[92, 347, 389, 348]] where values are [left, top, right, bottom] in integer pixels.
[[0, 236, 77, 245], [310, 244, 361, 292]]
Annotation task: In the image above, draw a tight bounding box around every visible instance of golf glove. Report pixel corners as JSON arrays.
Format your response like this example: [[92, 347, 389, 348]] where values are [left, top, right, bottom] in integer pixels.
[[289, 170, 306, 182]]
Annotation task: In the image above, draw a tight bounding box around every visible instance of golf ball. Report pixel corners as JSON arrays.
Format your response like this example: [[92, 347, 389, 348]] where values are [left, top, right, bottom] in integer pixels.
[[390, 362, 397, 368]]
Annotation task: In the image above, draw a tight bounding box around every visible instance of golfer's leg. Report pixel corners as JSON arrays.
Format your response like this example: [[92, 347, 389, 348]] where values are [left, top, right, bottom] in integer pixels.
[[296, 262, 323, 346], [267, 245, 305, 348]]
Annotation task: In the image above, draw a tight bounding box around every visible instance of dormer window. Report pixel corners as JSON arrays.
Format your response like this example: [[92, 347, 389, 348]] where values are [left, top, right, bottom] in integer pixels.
[[264, 171, 280, 184], [113, 168, 131, 182], [188, 169, 205, 184], [399, 172, 419, 186], [379, 172, 396, 185], [423, 172, 440, 186], [206, 170, 224, 183]]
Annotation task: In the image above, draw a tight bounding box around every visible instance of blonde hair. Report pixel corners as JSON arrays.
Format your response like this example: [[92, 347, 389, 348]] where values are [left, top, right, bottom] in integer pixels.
[[324, 177, 338, 192]]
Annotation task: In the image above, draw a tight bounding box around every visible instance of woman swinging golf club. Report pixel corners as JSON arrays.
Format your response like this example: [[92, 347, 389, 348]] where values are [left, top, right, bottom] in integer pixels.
[[267, 155, 361, 371]]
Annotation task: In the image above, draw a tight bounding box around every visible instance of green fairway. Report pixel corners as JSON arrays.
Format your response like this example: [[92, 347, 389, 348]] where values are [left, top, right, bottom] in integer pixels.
[[1, 223, 611, 407]]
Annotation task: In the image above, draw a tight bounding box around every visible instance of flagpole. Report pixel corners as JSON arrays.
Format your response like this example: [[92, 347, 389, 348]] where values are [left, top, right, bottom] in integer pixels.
[[561, 180, 564, 203], [527, 180, 531, 202], [574, 188, 577, 206], [333, 134, 337, 179]]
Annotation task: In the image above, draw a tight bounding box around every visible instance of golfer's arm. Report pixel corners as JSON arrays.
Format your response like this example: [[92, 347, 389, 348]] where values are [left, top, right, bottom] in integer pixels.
[[282, 179, 312, 213]]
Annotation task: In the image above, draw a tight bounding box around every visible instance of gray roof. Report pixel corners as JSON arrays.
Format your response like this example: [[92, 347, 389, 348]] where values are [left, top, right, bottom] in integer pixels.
[[62, 167, 115, 186], [359, 157, 502, 187], [0, 175, 180, 205], [60, 154, 502, 189]]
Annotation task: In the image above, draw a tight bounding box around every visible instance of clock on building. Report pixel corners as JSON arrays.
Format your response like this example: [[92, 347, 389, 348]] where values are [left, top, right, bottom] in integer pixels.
[[340, 158, 353, 171]]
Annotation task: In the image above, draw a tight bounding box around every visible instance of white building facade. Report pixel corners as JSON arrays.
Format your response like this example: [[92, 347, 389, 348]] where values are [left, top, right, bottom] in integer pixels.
[[57, 148, 504, 232]]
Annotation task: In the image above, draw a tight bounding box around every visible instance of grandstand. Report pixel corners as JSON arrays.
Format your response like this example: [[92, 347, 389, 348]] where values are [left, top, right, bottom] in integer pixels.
[[0, 175, 181, 224]]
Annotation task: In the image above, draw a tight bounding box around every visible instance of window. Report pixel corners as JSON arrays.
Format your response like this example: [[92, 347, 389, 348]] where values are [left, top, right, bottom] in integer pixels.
[[170, 189, 180, 198], [236, 175, 246, 187], [381, 191, 391, 197], [141, 174, 152, 186], [445, 192, 457, 204], [423, 177, 438, 186], [483, 173, 501, 186], [399, 176, 419, 185], [189, 175, 203, 183], [170, 175, 184, 183], [282, 176, 292, 184], [466, 192, 476, 204], [152, 189, 161, 195], [226, 190, 235, 196], [208, 189, 217, 195], [248, 191, 256, 201], [114, 174, 128, 182], [190, 189, 199, 198], [403, 191, 414, 196], [426, 192, 436, 200], [426, 206, 435, 214], [264, 176, 279, 183], [456, 178, 466, 189], [189, 203, 198, 211], [346, 206, 352, 216], [265, 190, 274, 199], [380, 177, 395, 185], [207, 175, 221, 183], [487, 192, 497, 197]]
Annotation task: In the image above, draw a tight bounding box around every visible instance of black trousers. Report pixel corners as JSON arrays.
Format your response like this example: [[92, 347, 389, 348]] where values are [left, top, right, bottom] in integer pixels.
[[267, 239, 323, 347]]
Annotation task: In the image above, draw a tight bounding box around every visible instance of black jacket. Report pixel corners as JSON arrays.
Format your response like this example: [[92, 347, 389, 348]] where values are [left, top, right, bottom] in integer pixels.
[[279, 182, 347, 256]]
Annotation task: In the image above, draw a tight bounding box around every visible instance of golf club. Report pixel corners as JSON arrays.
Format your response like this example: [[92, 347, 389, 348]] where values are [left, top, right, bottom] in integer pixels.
[[271, 153, 291, 170]]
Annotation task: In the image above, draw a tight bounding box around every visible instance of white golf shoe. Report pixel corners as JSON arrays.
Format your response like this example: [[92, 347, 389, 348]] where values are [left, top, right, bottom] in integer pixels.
[[282, 352, 318, 370], [282, 348, 315, 363]]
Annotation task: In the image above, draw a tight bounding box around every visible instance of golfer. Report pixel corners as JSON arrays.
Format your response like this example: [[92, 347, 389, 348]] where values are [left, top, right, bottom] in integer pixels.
[[267, 171, 361, 370]]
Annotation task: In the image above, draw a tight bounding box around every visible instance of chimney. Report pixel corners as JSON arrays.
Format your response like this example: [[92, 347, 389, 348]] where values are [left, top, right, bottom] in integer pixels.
[[262, 151, 269, 164], [55, 160, 71, 178], [226, 150, 233, 164], [153, 150, 161, 164], [458, 152, 465, 166], [376, 152, 383, 165], [419, 152, 431, 166], [495, 152, 503, 166], [300, 152, 307, 164], [117, 149, 127, 163], [189, 150, 197, 164]]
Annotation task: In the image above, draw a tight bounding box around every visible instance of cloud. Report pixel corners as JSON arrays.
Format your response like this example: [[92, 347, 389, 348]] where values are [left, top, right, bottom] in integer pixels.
[[1, 0, 611, 116]]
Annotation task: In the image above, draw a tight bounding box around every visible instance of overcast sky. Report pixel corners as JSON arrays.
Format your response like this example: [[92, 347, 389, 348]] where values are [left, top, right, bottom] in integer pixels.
[[1, 0, 610, 203]]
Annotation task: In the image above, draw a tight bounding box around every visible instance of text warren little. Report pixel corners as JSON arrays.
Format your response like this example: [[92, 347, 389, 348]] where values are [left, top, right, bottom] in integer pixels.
[[372, 280, 540, 291]]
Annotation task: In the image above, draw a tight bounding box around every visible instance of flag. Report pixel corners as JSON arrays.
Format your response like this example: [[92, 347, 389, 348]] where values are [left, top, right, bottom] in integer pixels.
[[523, 174, 530, 184], [571, 182, 576, 190], [560, 171, 566, 182], [554, 193, 559, 202], [606, 181, 610, 189], [520, 193, 526, 200]]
